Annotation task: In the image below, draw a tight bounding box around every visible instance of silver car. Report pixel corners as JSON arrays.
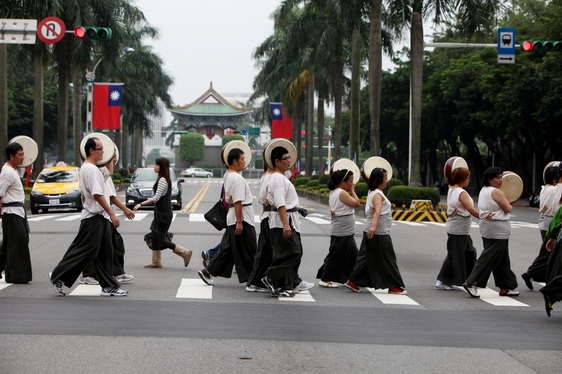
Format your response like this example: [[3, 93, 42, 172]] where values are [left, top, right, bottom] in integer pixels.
[[180, 167, 212, 178]]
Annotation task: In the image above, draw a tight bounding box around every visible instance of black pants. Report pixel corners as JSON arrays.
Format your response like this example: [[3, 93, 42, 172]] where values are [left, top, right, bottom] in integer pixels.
[[247, 218, 273, 288], [265, 228, 302, 290], [51, 215, 119, 289], [0, 213, 32, 283], [466, 238, 518, 290], [83, 226, 126, 278]]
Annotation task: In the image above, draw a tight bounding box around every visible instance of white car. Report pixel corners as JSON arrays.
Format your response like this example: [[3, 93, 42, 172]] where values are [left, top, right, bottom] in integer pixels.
[[181, 167, 212, 178]]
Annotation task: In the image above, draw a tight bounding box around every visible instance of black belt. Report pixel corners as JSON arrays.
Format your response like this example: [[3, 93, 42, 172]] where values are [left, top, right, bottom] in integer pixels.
[[228, 203, 252, 208], [271, 206, 308, 217], [2, 201, 25, 207]]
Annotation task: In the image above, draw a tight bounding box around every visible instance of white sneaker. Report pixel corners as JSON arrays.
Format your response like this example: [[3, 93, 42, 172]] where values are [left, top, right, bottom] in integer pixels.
[[294, 280, 315, 292], [79, 276, 99, 285], [245, 284, 270, 293], [435, 280, 455, 290], [114, 273, 134, 283], [101, 287, 128, 297]]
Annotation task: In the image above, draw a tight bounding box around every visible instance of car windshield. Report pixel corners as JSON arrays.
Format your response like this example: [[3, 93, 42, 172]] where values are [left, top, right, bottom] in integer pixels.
[[132, 168, 176, 182], [37, 170, 78, 183]]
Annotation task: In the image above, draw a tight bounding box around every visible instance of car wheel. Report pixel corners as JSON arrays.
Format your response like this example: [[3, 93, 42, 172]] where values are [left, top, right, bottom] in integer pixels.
[[206, 174, 211, 178], [42, 208, 48, 213], [31, 207, 38, 214], [191, 174, 195, 178]]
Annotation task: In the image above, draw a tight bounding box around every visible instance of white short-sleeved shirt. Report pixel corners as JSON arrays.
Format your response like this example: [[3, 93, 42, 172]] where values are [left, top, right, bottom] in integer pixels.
[[267, 172, 300, 232], [258, 172, 272, 221], [224, 171, 255, 226], [80, 162, 107, 219], [0, 163, 26, 218]]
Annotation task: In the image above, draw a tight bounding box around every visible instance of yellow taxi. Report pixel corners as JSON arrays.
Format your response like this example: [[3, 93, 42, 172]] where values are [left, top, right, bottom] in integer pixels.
[[30, 163, 82, 214]]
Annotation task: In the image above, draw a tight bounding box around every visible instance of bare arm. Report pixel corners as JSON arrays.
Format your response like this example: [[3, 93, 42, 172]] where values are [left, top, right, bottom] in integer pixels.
[[277, 205, 292, 238], [339, 186, 361, 208], [458, 190, 479, 219], [94, 194, 119, 228], [367, 193, 383, 239], [491, 188, 512, 213], [110, 196, 135, 220], [234, 201, 243, 235]]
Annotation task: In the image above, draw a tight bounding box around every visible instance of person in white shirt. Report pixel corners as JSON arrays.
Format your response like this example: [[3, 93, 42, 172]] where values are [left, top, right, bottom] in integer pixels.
[[0, 142, 32, 283], [463, 167, 519, 298], [316, 168, 360, 288], [50, 137, 128, 297], [344, 167, 407, 295], [522, 164, 561, 290], [435, 167, 479, 290], [260, 146, 314, 297], [198, 148, 256, 286]]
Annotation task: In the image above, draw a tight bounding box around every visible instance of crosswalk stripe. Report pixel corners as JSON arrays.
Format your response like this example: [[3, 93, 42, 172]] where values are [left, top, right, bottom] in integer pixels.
[[367, 288, 419, 305], [69, 284, 102, 296], [127, 213, 148, 221], [56, 214, 82, 221], [456, 286, 529, 307], [189, 213, 206, 222], [0, 278, 11, 291], [176, 278, 213, 299], [278, 290, 315, 302], [27, 215, 56, 222], [396, 221, 426, 227], [305, 217, 331, 225]]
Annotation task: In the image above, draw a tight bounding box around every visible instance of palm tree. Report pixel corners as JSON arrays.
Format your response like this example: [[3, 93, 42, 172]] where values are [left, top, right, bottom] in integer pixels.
[[386, 0, 503, 185]]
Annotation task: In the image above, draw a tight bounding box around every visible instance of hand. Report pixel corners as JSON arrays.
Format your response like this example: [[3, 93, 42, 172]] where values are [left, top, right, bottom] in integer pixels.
[[546, 238, 557, 252], [124, 208, 135, 220], [367, 226, 376, 239], [282, 223, 292, 238], [110, 213, 120, 229], [234, 221, 243, 235], [132, 204, 140, 212]]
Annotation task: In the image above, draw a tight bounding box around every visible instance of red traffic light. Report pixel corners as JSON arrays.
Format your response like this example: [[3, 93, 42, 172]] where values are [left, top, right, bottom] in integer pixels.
[[521, 40, 533, 51], [74, 27, 86, 38]]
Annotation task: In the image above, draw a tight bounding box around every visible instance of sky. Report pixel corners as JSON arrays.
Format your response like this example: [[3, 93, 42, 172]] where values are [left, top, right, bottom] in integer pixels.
[[133, 0, 281, 106]]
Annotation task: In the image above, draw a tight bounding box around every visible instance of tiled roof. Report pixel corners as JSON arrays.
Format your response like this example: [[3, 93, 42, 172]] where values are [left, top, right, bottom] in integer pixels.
[[172, 82, 253, 117]]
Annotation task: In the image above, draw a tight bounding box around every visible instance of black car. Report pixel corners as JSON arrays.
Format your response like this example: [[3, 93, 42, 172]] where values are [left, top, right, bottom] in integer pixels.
[[125, 168, 184, 210]]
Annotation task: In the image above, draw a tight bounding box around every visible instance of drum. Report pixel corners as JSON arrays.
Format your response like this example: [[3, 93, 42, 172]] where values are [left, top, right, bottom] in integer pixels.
[[263, 138, 297, 169], [360, 156, 393, 182], [79, 132, 116, 166], [444, 156, 468, 185], [543, 161, 561, 184], [331, 158, 361, 184], [8, 135, 38, 167], [221, 140, 252, 170], [501, 171, 523, 203]]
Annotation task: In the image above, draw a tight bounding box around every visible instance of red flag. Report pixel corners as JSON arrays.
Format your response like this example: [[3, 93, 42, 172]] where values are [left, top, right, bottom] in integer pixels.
[[93, 83, 124, 130], [270, 103, 293, 139]]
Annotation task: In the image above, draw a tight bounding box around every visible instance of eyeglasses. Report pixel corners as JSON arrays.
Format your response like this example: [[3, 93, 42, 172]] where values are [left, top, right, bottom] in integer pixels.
[[281, 157, 291, 161]]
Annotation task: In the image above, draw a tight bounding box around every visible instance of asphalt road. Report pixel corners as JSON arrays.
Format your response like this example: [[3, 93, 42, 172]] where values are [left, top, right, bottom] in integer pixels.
[[1, 178, 561, 374]]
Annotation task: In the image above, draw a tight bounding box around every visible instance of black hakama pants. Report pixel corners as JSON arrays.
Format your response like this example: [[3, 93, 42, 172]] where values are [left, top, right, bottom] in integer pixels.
[[526, 236, 551, 282], [466, 238, 518, 290], [83, 225, 126, 278], [348, 233, 405, 290], [266, 228, 303, 290], [540, 275, 562, 305], [207, 221, 257, 283], [51, 215, 119, 289], [247, 218, 272, 288], [437, 234, 477, 286], [0, 213, 32, 283], [545, 239, 562, 284], [316, 234, 358, 284]]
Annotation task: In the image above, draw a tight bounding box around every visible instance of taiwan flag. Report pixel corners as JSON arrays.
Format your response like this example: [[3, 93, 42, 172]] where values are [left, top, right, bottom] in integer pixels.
[[93, 83, 124, 130], [270, 102, 293, 139]]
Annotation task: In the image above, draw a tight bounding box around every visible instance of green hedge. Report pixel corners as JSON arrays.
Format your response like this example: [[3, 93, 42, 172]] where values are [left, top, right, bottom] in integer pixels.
[[306, 180, 320, 188], [385, 178, 404, 195], [355, 182, 368, 199], [386, 186, 440, 206], [318, 174, 329, 185], [293, 177, 310, 187]]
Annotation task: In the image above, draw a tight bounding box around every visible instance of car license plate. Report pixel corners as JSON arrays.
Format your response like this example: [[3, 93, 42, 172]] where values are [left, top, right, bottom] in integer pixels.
[[49, 199, 60, 205]]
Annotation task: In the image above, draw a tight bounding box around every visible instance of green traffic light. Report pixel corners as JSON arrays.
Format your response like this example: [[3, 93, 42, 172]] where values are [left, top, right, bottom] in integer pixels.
[[520, 40, 562, 52]]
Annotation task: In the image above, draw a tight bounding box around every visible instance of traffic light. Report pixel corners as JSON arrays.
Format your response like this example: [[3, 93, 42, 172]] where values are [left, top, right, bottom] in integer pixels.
[[521, 40, 562, 52], [74, 27, 112, 40]]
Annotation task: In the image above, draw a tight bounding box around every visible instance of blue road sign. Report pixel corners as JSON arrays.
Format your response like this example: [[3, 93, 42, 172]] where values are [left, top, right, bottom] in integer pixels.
[[239, 128, 248, 135], [498, 27, 516, 64]]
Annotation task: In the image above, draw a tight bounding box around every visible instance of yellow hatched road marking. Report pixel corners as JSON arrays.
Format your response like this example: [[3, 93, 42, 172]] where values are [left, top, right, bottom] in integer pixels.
[[182, 182, 211, 213]]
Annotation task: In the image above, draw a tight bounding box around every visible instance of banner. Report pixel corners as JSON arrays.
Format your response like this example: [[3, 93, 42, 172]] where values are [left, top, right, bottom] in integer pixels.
[[93, 83, 124, 130], [270, 102, 293, 139]]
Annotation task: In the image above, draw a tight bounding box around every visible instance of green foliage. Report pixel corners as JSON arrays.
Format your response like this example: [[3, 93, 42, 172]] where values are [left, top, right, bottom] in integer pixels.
[[318, 174, 329, 185], [354, 182, 368, 199], [222, 134, 245, 145], [293, 177, 310, 187], [179, 133, 205, 163], [386, 186, 440, 206], [310, 174, 319, 180], [254, 158, 263, 170], [112, 173, 122, 183], [118, 168, 129, 177], [306, 180, 320, 188], [384, 178, 404, 195]]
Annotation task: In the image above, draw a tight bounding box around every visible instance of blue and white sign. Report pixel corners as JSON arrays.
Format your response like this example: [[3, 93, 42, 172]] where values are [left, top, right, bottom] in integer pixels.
[[498, 27, 516, 64]]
